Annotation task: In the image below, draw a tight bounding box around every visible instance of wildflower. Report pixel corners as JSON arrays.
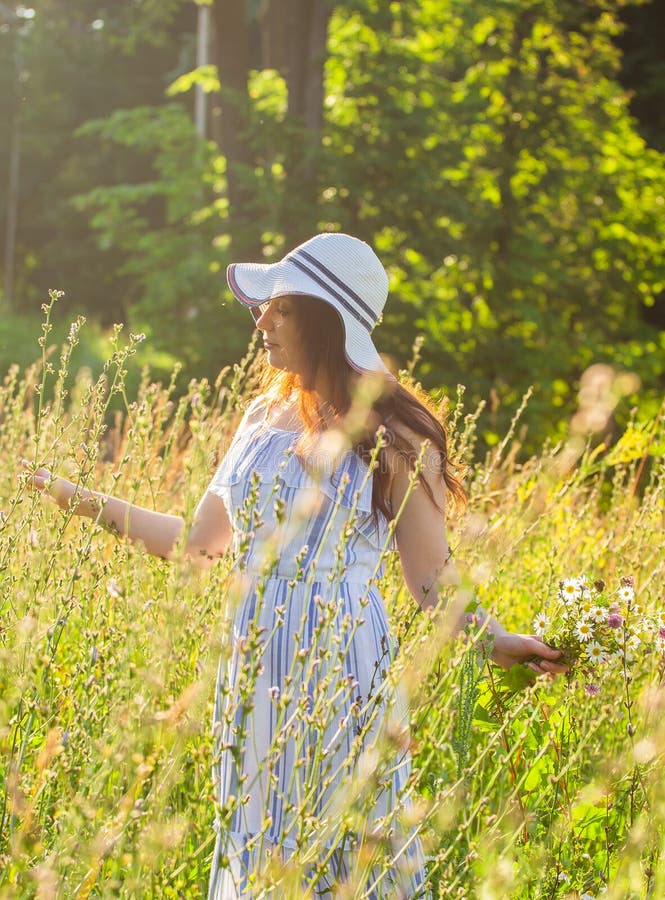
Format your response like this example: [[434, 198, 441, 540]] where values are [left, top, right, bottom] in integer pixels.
[[593, 579, 606, 593], [581, 892, 596, 900], [607, 613, 623, 629], [660, 627, 665, 639], [656, 636, 665, 654], [585, 642, 606, 665], [575, 620, 594, 642], [560, 578, 582, 602], [590, 606, 605, 623], [108, 579, 122, 599], [557, 871, 570, 883], [618, 585, 635, 603], [533, 613, 550, 636], [620, 575, 635, 588], [657, 611, 665, 629], [584, 684, 600, 697], [625, 634, 641, 652]]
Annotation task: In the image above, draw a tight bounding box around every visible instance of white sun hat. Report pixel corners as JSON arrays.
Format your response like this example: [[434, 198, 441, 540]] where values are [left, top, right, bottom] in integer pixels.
[[226, 232, 394, 378]]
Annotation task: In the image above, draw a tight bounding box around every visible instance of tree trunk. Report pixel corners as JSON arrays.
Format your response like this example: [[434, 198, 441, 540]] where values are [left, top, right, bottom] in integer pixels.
[[212, 0, 333, 252], [260, 0, 333, 245], [259, 0, 288, 72], [211, 0, 256, 255], [285, 0, 330, 134]]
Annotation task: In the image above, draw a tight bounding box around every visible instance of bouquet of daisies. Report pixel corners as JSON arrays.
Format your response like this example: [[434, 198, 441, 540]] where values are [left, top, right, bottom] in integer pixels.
[[533, 576, 665, 694]]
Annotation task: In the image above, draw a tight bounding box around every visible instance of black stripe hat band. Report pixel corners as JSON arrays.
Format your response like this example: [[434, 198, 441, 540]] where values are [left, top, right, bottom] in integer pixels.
[[287, 254, 375, 333]]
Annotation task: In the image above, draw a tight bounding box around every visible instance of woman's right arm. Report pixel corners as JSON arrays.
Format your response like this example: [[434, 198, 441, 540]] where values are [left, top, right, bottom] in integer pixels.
[[22, 463, 232, 567]]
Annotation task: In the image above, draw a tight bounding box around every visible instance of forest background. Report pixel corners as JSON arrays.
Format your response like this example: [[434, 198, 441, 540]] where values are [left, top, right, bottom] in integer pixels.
[[1, 0, 664, 450]]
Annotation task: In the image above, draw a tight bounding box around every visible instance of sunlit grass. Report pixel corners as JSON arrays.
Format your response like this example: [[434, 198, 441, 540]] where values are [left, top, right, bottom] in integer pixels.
[[1, 299, 664, 898]]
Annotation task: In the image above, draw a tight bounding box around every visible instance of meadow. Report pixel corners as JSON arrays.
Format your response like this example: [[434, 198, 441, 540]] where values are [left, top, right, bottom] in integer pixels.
[[1, 301, 664, 899]]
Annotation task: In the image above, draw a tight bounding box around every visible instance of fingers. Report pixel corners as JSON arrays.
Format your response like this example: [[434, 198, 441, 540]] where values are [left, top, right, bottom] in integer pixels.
[[542, 660, 569, 674], [525, 657, 569, 676], [527, 635, 563, 660], [20, 459, 53, 492]]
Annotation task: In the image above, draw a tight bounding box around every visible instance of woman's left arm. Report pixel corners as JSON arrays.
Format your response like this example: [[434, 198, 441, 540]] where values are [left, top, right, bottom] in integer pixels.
[[390, 441, 567, 675]]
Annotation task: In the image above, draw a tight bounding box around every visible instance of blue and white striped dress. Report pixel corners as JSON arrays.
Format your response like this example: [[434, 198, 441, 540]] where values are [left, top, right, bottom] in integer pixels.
[[206, 401, 430, 898]]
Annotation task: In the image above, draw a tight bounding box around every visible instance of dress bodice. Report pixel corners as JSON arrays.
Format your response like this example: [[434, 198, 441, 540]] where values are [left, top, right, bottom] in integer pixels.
[[206, 402, 393, 584]]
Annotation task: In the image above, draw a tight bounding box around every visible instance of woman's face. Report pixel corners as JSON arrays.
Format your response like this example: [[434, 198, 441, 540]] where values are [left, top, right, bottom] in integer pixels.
[[254, 296, 307, 376]]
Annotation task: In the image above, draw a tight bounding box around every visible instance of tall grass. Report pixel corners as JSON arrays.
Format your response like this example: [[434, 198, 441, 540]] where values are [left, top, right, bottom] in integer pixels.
[[1, 300, 664, 898]]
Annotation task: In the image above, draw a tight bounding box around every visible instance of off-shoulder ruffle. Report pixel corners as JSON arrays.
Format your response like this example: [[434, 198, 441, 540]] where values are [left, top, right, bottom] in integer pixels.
[[210, 424, 373, 511], [208, 421, 394, 550]]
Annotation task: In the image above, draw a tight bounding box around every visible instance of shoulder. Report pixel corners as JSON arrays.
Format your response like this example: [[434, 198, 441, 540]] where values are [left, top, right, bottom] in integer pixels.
[[238, 395, 269, 429], [375, 421, 445, 523], [383, 421, 443, 482]]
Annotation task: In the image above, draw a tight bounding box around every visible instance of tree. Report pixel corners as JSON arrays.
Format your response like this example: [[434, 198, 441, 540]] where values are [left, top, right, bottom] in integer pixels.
[[207, 0, 334, 253], [322, 0, 665, 439], [0, 0, 196, 322], [3, 0, 664, 450], [616, 0, 665, 152], [210, 0, 253, 254]]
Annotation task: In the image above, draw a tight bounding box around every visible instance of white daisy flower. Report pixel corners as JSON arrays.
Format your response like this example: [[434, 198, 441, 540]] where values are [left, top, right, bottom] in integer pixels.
[[618, 585, 635, 603], [590, 606, 606, 623], [585, 641, 607, 665], [626, 633, 641, 652], [533, 613, 551, 636], [657, 611, 665, 629], [560, 578, 582, 603], [615, 644, 637, 664], [576, 620, 594, 642], [656, 635, 665, 654]]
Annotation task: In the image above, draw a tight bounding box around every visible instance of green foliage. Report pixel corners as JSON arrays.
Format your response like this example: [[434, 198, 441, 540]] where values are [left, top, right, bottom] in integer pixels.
[[0, 307, 179, 408], [616, 0, 665, 152], [323, 0, 665, 444], [73, 104, 251, 373], [1, 0, 664, 452], [0, 0, 195, 320]]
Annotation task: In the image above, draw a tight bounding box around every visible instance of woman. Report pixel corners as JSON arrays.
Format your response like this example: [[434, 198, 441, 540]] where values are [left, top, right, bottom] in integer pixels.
[[25, 232, 565, 897]]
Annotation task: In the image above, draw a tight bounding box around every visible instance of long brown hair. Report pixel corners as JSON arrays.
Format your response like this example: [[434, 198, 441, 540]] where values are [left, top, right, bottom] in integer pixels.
[[259, 296, 466, 522]]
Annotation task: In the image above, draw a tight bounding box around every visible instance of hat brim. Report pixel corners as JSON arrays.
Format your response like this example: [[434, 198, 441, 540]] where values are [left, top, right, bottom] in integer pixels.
[[227, 259, 394, 379]]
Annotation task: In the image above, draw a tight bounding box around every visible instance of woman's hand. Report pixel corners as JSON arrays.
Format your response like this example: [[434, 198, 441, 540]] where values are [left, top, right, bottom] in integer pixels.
[[21, 460, 75, 511], [21, 460, 195, 563], [490, 631, 568, 676]]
